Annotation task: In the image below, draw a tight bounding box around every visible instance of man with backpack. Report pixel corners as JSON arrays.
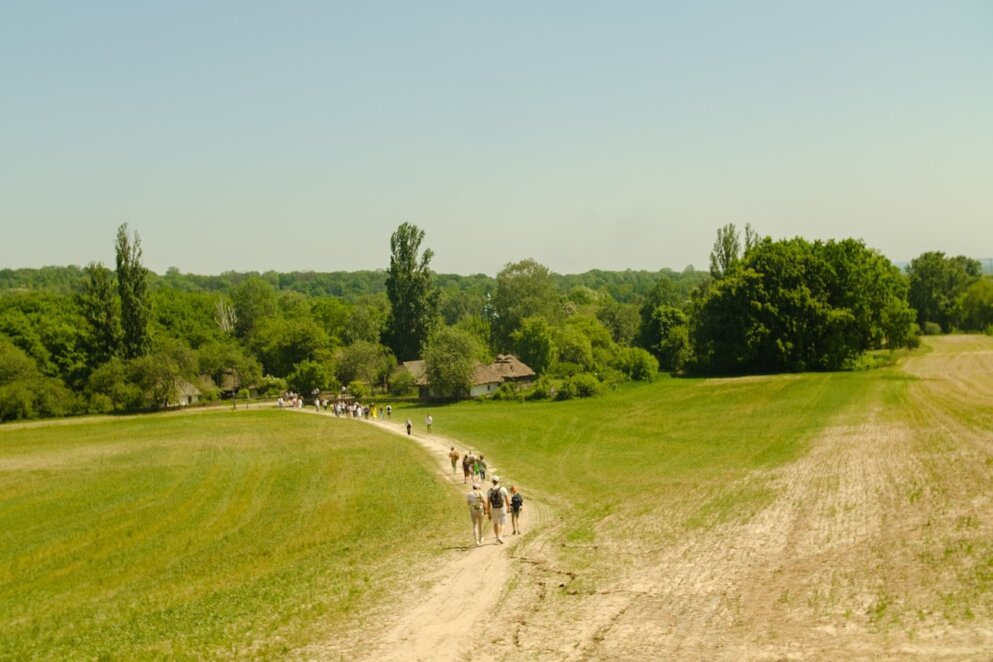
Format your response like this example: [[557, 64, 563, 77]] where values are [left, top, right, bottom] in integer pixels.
[[484, 475, 511, 544]]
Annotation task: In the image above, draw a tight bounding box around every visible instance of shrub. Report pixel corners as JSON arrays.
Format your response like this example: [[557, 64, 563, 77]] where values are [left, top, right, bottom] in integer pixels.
[[257, 374, 288, 397], [615, 347, 659, 382], [287, 360, 334, 395], [524, 377, 552, 401], [548, 361, 583, 379], [492, 382, 524, 402], [87, 392, 114, 415], [922, 321, 943, 336], [904, 324, 922, 349], [347, 380, 368, 400], [555, 372, 604, 401], [389, 368, 417, 396], [572, 372, 604, 397]]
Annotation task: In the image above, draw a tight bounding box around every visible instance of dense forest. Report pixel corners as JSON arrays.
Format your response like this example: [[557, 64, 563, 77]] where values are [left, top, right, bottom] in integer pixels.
[[1, 223, 990, 422]]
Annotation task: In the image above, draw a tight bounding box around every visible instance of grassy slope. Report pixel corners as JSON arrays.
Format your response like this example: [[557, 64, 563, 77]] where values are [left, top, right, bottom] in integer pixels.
[[408, 364, 905, 570], [0, 410, 463, 660]]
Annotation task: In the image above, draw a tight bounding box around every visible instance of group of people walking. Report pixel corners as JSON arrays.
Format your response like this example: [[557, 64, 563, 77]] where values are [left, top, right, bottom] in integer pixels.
[[285, 400, 527, 548], [452, 447, 490, 483], [450, 447, 523, 545], [464, 476, 523, 545]]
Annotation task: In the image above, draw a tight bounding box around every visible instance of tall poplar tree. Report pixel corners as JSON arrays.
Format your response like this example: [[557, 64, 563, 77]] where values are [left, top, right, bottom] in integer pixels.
[[77, 261, 122, 365], [383, 223, 439, 361], [115, 224, 151, 359]]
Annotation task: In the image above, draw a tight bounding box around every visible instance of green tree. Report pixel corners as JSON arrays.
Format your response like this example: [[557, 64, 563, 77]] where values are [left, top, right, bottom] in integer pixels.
[[335, 340, 395, 388], [643, 305, 691, 371], [0, 336, 74, 421], [311, 296, 351, 346], [249, 317, 330, 377], [150, 289, 222, 349], [115, 224, 151, 359], [510, 316, 557, 375], [492, 259, 559, 350], [388, 366, 418, 396], [86, 357, 142, 411], [129, 337, 198, 408], [343, 295, 388, 345], [907, 252, 982, 332], [613, 346, 659, 381], [197, 340, 263, 390], [709, 223, 742, 279], [637, 275, 683, 351], [231, 276, 279, 338], [956, 278, 993, 331], [287, 360, 336, 395], [77, 262, 121, 365], [423, 327, 482, 399], [596, 297, 640, 345], [692, 238, 914, 374], [556, 315, 614, 371], [383, 223, 440, 361]]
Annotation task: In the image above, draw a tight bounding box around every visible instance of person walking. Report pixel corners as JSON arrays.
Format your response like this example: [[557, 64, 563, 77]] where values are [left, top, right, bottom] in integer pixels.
[[405, 418, 412, 435], [485, 475, 511, 543], [478, 455, 487, 480], [462, 452, 472, 484], [425, 414, 433, 433], [510, 485, 524, 534], [448, 447, 460, 475], [466, 482, 486, 546]]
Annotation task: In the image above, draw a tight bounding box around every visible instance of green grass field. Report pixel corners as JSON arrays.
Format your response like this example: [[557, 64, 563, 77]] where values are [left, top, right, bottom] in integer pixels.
[[400, 361, 907, 573], [415, 370, 884, 509], [0, 411, 462, 660], [5, 342, 977, 658]]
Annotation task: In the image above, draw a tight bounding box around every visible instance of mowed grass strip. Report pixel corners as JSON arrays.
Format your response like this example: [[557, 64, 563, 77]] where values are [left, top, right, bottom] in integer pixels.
[[0, 410, 462, 660]]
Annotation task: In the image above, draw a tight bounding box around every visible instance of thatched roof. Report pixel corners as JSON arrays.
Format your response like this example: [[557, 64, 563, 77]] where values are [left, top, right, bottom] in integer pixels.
[[490, 354, 535, 381], [471, 362, 504, 386], [402, 360, 429, 386], [404, 359, 504, 387]]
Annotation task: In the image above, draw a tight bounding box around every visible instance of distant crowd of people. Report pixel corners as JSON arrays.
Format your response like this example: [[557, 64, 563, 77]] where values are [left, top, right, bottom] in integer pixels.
[[277, 392, 393, 420], [279, 396, 525, 548]]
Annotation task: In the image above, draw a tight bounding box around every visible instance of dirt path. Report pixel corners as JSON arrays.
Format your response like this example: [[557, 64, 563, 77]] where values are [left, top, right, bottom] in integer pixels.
[[293, 413, 554, 662], [360, 419, 553, 662]]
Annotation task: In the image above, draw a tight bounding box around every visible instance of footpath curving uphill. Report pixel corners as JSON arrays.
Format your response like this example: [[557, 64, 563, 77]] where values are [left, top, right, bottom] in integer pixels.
[[293, 413, 553, 662]]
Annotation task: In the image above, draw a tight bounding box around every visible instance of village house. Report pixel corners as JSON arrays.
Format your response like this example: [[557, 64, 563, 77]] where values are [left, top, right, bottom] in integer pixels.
[[489, 354, 536, 387], [401, 354, 535, 400]]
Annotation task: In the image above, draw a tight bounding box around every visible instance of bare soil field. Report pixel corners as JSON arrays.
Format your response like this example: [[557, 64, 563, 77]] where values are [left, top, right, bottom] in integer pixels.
[[302, 336, 993, 661]]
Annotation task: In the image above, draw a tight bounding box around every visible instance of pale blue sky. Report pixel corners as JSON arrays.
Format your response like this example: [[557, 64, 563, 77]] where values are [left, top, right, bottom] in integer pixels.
[[1, 2, 991, 275]]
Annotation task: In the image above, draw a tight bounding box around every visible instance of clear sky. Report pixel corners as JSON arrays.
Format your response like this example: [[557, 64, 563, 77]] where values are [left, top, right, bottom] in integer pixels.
[[1, 2, 991, 276]]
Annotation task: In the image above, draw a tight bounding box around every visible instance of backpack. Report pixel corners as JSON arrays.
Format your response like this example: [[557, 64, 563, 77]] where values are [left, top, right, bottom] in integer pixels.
[[489, 487, 504, 509], [511, 493, 523, 510]]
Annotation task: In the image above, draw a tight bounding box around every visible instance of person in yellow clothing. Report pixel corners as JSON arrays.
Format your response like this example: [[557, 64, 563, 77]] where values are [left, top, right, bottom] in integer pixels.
[[448, 447, 460, 475]]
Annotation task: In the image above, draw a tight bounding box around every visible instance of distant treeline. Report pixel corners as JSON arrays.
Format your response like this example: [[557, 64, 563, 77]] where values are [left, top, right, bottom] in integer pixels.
[[1, 221, 990, 423], [0, 265, 700, 304]]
